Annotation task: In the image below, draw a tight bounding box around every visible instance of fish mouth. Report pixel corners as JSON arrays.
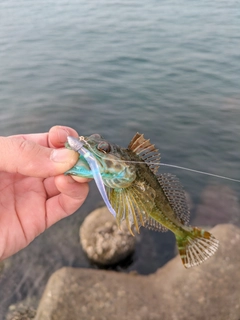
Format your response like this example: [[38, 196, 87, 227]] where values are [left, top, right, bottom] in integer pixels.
[[65, 138, 127, 179], [65, 139, 103, 171]]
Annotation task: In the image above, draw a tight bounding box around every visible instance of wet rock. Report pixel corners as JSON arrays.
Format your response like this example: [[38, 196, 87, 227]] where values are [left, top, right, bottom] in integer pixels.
[[35, 224, 240, 320], [80, 206, 136, 265], [154, 223, 240, 320], [6, 302, 36, 320], [193, 185, 240, 226]]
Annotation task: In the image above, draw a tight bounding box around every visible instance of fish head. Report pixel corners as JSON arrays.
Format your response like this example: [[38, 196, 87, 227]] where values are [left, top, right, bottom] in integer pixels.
[[83, 134, 137, 187], [68, 134, 137, 188]]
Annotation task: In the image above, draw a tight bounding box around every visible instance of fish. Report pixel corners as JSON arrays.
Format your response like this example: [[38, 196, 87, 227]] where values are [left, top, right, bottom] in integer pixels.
[[65, 133, 219, 268]]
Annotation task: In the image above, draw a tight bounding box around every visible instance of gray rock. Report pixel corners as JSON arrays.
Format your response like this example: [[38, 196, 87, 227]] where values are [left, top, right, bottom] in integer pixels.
[[80, 206, 136, 265], [6, 303, 36, 320], [35, 224, 240, 320]]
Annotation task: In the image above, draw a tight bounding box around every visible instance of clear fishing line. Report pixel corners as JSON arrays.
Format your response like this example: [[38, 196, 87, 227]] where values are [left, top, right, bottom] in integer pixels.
[[82, 138, 240, 184], [157, 163, 240, 183]]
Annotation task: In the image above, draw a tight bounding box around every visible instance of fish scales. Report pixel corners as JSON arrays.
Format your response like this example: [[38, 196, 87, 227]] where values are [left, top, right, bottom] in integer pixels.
[[125, 153, 190, 239], [66, 133, 219, 268]]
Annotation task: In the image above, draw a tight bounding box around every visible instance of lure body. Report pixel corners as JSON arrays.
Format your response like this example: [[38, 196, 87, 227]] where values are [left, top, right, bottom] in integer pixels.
[[67, 136, 116, 218], [66, 133, 219, 268]]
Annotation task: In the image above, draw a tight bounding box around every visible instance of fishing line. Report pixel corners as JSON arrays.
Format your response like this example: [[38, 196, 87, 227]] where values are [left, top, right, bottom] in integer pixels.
[[79, 137, 240, 184], [158, 163, 240, 183]]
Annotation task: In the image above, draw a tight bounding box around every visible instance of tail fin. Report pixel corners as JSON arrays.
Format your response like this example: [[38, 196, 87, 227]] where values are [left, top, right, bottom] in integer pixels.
[[177, 227, 219, 268]]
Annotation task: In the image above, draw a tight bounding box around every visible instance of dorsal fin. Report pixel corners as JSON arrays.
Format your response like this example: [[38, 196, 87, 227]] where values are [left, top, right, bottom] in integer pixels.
[[128, 132, 160, 174], [157, 173, 190, 225]]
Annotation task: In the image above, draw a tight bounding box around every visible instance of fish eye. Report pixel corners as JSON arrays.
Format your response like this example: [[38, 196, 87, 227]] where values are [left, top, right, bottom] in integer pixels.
[[89, 134, 103, 140], [97, 141, 111, 153]]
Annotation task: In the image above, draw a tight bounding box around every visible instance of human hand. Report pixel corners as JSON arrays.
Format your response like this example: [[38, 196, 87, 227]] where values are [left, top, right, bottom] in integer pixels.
[[0, 126, 89, 260]]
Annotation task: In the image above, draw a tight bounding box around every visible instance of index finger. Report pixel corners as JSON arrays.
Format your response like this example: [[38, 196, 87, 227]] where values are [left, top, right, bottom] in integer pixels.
[[9, 126, 79, 148]]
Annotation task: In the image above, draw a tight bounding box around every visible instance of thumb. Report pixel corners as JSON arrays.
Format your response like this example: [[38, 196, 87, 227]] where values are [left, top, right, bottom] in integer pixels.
[[0, 136, 79, 178]]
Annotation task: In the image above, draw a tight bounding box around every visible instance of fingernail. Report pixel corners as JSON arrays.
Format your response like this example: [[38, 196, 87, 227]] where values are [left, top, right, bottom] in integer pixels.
[[65, 175, 76, 184], [51, 148, 75, 163], [57, 127, 70, 144]]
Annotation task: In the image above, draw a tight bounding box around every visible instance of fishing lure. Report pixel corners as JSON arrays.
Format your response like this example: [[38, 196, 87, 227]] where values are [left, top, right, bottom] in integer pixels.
[[66, 133, 219, 268], [67, 136, 116, 218]]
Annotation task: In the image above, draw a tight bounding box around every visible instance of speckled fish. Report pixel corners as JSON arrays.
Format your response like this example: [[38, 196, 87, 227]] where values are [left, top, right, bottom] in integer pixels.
[[66, 133, 219, 268]]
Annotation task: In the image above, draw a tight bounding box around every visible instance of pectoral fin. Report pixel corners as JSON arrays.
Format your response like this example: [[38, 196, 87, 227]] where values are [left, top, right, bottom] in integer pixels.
[[106, 181, 167, 234]]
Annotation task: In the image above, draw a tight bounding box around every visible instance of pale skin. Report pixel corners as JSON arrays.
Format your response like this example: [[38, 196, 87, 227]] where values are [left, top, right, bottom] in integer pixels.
[[0, 125, 89, 261]]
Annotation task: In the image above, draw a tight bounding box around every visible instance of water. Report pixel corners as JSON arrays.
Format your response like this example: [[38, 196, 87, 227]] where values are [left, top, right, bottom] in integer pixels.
[[0, 0, 240, 317]]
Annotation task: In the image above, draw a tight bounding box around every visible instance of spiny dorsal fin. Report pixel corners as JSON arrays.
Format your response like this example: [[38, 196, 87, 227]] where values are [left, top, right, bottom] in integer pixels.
[[106, 181, 167, 234], [128, 132, 160, 174], [157, 173, 190, 225]]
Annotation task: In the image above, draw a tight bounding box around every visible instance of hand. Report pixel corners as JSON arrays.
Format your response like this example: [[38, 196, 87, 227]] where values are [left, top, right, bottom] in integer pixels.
[[0, 126, 89, 260]]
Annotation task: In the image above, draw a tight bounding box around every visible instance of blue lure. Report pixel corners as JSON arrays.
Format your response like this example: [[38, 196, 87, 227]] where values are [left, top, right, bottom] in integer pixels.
[[67, 136, 117, 218]]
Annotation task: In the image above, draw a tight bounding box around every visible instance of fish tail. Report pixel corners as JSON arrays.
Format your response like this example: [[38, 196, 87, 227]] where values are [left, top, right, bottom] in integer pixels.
[[176, 227, 219, 268]]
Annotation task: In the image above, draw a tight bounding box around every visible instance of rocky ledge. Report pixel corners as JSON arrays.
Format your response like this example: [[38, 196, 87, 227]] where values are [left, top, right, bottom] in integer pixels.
[[80, 206, 136, 266], [35, 224, 240, 320]]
